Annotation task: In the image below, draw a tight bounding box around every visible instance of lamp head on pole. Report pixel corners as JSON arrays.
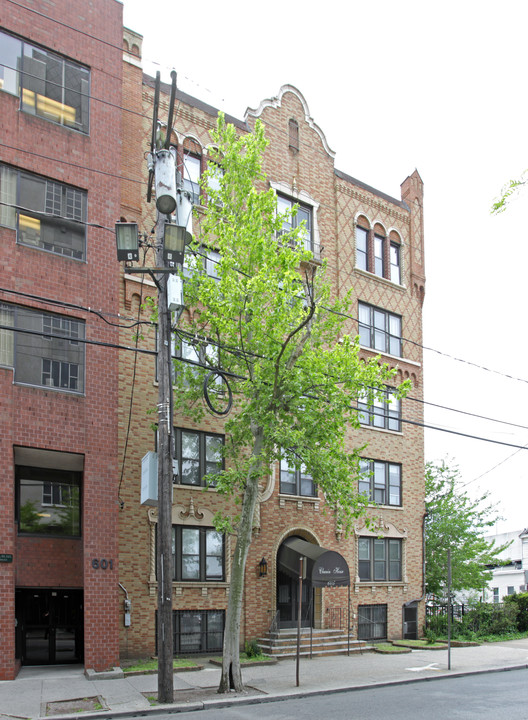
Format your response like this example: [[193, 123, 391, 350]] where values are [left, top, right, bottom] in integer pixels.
[[163, 189, 193, 267], [115, 222, 139, 261]]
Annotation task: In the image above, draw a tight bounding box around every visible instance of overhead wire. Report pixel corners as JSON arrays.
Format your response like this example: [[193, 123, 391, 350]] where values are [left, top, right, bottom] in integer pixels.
[[3, 9, 528, 463]]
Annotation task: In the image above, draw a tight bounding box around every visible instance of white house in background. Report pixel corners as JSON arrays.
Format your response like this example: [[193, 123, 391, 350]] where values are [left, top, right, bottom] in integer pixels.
[[481, 529, 528, 603]]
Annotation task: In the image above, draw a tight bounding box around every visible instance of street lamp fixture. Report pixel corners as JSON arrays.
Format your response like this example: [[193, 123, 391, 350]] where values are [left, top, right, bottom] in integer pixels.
[[115, 222, 139, 261], [164, 189, 193, 268]]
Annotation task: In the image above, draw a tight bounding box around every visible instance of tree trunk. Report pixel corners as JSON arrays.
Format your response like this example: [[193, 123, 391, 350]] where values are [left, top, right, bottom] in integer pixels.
[[218, 426, 264, 693]]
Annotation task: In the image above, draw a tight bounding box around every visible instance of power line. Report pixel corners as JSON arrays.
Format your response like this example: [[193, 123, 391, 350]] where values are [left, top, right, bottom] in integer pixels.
[[0, 322, 156, 356], [3, 315, 528, 453], [5, 0, 127, 67], [0, 142, 145, 187], [0, 286, 151, 330]]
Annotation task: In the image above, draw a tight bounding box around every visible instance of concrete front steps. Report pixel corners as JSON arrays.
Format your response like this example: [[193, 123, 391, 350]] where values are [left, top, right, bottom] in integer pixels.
[[257, 628, 372, 659]]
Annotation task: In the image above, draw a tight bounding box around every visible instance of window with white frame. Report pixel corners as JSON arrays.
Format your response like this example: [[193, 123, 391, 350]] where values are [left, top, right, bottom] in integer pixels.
[[359, 459, 401, 506], [171, 335, 220, 384], [206, 161, 223, 205], [358, 537, 402, 582], [183, 152, 201, 205], [277, 194, 313, 253], [0, 30, 90, 133], [390, 241, 401, 283], [172, 525, 224, 581], [358, 387, 401, 432], [0, 303, 84, 392], [183, 246, 220, 281], [358, 301, 402, 357], [0, 164, 87, 259]]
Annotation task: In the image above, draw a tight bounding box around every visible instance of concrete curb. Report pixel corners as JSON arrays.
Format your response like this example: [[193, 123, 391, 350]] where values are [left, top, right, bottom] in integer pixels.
[[41, 663, 528, 720]]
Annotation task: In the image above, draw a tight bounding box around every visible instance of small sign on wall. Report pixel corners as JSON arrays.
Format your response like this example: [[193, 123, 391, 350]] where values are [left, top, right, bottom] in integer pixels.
[[0, 553, 13, 563]]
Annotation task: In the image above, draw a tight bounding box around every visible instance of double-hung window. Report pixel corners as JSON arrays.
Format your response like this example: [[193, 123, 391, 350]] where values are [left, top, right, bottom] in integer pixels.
[[0, 30, 90, 133], [280, 451, 316, 497], [172, 336, 220, 381], [390, 242, 401, 284], [374, 233, 385, 276], [0, 303, 84, 392], [183, 152, 201, 205], [277, 194, 313, 253], [183, 247, 220, 280], [356, 225, 368, 271], [204, 248, 221, 280], [358, 302, 402, 357], [358, 537, 402, 582], [358, 387, 401, 432], [0, 164, 87, 259], [359, 460, 401, 506], [174, 428, 223, 487], [172, 526, 224, 581]]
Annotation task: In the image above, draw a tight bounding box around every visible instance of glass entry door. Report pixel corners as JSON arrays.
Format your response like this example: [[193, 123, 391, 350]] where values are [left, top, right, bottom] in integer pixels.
[[16, 588, 83, 665]]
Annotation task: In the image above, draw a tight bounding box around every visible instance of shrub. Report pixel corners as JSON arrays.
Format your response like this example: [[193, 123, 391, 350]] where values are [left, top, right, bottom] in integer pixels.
[[425, 613, 449, 637], [461, 603, 517, 636], [244, 639, 261, 658], [424, 629, 437, 644], [504, 592, 528, 632]]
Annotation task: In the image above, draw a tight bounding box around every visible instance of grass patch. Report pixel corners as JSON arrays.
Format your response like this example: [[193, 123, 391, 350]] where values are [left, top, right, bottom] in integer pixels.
[[373, 643, 411, 654], [209, 651, 274, 665], [392, 639, 446, 649], [123, 657, 199, 673], [477, 630, 528, 643]]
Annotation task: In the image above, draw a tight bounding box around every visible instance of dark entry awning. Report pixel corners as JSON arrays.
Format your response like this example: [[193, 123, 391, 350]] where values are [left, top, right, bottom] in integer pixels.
[[279, 537, 350, 587]]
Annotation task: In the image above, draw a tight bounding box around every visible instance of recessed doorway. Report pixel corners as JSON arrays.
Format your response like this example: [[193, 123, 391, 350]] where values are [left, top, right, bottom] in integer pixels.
[[16, 588, 83, 665]]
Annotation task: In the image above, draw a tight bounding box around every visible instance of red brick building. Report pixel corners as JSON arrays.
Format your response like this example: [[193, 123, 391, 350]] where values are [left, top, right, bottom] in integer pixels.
[[117, 31, 426, 659], [0, 0, 123, 679]]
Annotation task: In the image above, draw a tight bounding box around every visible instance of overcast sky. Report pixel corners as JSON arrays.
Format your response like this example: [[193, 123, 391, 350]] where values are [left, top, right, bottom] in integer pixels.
[[122, 0, 528, 533]]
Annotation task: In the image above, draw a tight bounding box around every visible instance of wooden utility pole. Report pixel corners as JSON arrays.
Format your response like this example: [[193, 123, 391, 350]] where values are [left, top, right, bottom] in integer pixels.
[[155, 212, 174, 703]]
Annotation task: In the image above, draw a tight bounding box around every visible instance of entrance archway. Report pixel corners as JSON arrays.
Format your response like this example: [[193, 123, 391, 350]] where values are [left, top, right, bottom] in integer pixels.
[[276, 536, 350, 630]]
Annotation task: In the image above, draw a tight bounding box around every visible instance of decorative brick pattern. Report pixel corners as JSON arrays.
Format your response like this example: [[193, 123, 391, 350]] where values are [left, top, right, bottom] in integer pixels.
[[117, 62, 426, 658]]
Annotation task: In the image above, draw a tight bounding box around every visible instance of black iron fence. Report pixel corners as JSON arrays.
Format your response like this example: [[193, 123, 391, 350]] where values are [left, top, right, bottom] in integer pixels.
[[426, 602, 516, 637]]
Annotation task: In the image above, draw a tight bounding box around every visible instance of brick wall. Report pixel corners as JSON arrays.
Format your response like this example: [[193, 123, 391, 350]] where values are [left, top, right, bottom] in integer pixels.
[[117, 62, 426, 658], [0, 0, 123, 679]]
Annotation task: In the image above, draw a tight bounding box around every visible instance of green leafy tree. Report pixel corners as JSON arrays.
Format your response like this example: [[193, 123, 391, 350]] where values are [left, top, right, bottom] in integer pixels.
[[425, 460, 510, 598], [175, 114, 409, 692], [491, 170, 527, 214]]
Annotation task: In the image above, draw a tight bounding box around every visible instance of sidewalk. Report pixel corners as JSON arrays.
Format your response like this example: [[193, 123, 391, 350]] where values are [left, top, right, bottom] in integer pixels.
[[2, 639, 528, 720]]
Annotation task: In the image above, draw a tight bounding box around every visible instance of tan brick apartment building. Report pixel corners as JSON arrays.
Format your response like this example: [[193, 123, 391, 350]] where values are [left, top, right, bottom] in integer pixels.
[[117, 30, 426, 659], [0, 0, 123, 679]]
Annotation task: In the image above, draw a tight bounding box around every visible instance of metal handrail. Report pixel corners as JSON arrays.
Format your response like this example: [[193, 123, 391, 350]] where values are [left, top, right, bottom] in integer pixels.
[[269, 609, 280, 635]]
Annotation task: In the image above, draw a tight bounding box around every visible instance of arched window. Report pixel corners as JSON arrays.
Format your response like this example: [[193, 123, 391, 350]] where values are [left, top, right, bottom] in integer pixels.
[[355, 218, 402, 285], [288, 118, 299, 152]]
